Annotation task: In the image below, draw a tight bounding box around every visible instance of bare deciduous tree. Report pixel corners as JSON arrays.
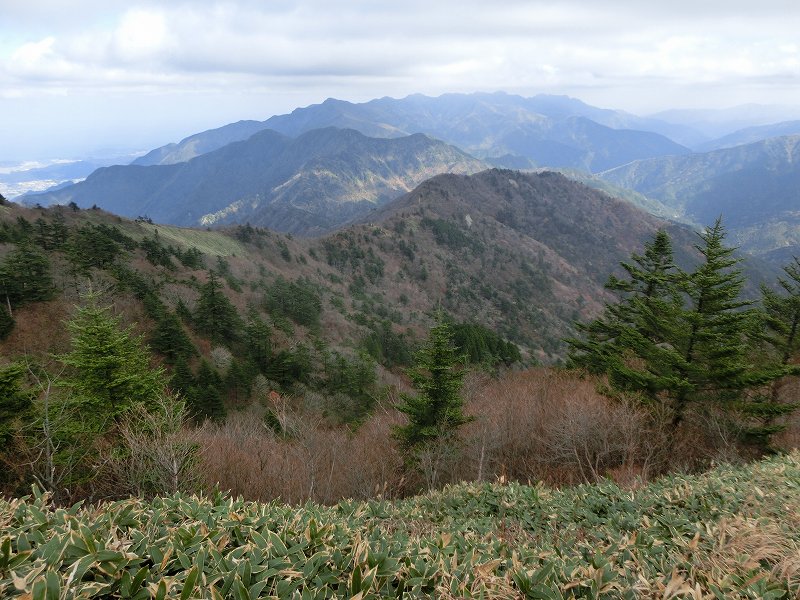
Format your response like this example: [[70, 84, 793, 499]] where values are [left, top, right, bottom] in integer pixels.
[[106, 391, 200, 498]]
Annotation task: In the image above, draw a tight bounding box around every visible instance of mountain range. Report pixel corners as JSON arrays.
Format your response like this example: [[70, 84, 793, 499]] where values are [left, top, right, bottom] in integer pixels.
[[26, 128, 485, 235], [132, 92, 692, 172], [18, 90, 800, 264]]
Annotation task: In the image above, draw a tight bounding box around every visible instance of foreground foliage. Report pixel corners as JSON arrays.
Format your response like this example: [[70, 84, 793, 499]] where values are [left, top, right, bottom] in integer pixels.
[[2, 452, 798, 599]]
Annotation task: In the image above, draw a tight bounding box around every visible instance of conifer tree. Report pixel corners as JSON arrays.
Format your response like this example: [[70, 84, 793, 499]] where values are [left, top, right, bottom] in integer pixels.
[[567, 229, 686, 401], [150, 311, 196, 364], [224, 358, 252, 404], [0, 304, 14, 340], [762, 256, 800, 364], [0, 363, 34, 446], [60, 295, 166, 425], [393, 315, 471, 459], [49, 212, 69, 249], [568, 220, 792, 449], [0, 244, 54, 309], [671, 219, 769, 429], [245, 316, 272, 372], [189, 361, 226, 422], [170, 355, 195, 396], [748, 257, 800, 443], [194, 272, 242, 344]]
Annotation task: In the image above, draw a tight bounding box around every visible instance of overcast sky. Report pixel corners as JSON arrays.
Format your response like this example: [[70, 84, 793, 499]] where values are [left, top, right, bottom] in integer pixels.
[[2, 0, 799, 161]]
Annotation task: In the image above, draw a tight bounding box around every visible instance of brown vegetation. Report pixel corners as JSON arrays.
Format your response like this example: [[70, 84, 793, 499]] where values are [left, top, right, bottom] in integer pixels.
[[192, 368, 799, 504]]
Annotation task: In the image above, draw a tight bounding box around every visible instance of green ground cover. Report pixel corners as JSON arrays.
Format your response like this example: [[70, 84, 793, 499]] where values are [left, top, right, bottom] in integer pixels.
[[2, 452, 798, 598]]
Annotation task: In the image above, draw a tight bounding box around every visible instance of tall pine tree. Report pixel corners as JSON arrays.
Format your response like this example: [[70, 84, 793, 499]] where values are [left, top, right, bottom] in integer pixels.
[[189, 361, 226, 422], [672, 219, 768, 430], [762, 256, 800, 364], [0, 244, 54, 312], [0, 363, 34, 446], [568, 220, 792, 449]]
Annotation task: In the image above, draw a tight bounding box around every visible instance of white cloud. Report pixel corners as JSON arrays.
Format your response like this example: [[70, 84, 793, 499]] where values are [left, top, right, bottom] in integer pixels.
[[111, 9, 170, 63], [1, 0, 799, 159], [3, 1, 799, 96]]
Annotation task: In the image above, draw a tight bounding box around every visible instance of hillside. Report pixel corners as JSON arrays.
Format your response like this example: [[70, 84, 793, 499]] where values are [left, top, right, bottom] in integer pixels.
[[2, 452, 798, 598], [133, 92, 691, 173], [4, 167, 776, 379], [1, 175, 796, 511], [334, 169, 722, 358], [599, 134, 800, 258], [24, 128, 486, 235]]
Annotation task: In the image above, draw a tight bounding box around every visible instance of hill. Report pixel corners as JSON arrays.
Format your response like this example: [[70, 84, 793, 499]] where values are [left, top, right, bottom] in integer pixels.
[[341, 168, 723, 358], [599, 135, 800, 258], [133, 92, 691, 173], [3, 452, 798, 597], [24, 128, 486, 235]]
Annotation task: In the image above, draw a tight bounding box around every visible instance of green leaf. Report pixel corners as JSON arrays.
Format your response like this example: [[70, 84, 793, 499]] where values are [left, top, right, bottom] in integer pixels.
[[180, 565, 199, 600], [45, 569, 60, 600]]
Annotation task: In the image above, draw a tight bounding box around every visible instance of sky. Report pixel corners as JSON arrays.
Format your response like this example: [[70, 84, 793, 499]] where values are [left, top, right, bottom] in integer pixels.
[[2, 0, 799, 161]]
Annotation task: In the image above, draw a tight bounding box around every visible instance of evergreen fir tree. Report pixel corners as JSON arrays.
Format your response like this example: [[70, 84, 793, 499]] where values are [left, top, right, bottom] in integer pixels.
[[393, 315, 472, 459], [0, 244, 55, 309], [224, 358, 252, 404], [189, 361, 226, 422], [265, 345, 312, 388], [671, 219, 759, 427], [745, 257, 800, 445], [245, 316, 272, 372], [150, 311, 196, 363], [60, 295, 166, 424], [0, 363, 34, 490], [567, 229, 686, 402], [49, 212, 69, 249], [170, 355, 195, 396], [0, 363, 34, 446], [762, 256, 800, 364], [33, 218, 54, 251], [568, 220, 792, 450], [194, 272, 242, 344]]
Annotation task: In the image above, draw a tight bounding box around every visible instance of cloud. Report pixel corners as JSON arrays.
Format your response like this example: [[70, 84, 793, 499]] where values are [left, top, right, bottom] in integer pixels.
[[1, 0, 800, 160], [2, 0, 798, 105]]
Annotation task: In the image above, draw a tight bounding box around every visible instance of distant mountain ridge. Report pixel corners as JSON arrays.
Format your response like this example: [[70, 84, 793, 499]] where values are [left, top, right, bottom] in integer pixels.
[[25, 128, 486, 235], [697, 121, 800, 152], [132, 120, 268, 166], [133, 92, 692, 172], [599, 134, 800, 259]]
